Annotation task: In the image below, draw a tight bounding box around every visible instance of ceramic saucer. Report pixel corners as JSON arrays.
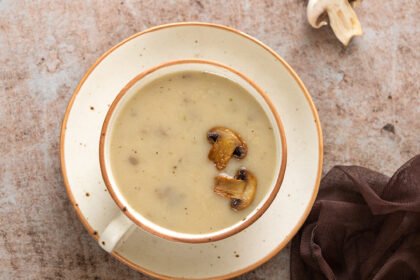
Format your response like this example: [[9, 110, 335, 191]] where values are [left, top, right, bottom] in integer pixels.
[[60, 22, 323, 279]]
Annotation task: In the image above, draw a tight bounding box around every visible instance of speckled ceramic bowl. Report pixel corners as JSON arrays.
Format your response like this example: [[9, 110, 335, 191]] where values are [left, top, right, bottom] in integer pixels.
[[61, 22, 322, 279], [99, 59, 287, 245]]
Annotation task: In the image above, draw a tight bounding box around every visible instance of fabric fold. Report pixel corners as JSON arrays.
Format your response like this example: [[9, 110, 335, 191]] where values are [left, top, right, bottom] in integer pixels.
[[291, 155, 420, 280]]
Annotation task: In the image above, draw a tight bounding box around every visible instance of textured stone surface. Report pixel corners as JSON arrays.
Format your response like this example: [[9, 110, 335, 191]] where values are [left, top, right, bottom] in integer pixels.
[[0, 0, 419, 279]]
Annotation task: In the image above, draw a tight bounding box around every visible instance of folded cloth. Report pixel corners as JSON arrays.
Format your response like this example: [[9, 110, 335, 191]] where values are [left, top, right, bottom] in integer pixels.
[[291, 155, 420, 280]]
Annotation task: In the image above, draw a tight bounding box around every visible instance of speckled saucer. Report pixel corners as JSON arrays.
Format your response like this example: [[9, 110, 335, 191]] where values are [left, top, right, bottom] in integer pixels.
[[60, 22, 323, 279]]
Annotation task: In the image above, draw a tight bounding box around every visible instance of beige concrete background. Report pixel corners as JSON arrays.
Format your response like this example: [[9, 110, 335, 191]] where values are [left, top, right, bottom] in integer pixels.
[[0, 0, 419, 279]]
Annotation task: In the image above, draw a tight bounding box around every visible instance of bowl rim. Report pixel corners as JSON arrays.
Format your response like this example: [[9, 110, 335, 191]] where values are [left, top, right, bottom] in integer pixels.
[[99, 59, 288, 243]]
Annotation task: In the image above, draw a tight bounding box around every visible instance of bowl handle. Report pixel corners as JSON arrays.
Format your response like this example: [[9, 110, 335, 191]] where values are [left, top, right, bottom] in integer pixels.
[[99, 213, 135, 252]]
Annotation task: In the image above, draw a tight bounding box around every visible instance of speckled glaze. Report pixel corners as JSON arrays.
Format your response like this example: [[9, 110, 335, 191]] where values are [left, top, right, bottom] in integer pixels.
[[1, 1, 419, 279], [61, 23, 322, 279]]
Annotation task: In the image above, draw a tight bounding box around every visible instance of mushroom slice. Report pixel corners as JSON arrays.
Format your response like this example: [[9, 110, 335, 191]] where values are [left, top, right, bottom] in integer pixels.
[[307, 0, 363, 46], [214, 175, 246, 199], [213, 168, 257, 211], [207, 127, 247, 170]]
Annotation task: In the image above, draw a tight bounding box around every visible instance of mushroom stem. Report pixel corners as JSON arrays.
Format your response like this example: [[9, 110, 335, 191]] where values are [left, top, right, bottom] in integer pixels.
[[307, 0, 363, 46], [214, 176, 246, 199]]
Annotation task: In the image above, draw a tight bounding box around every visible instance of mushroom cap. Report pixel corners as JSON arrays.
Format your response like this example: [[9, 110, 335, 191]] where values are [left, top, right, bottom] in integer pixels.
[[232, 168, 257, 211]]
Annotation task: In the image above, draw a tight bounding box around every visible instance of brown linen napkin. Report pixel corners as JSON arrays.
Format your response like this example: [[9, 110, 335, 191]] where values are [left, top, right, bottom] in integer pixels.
[[291, 155, 420, 280]]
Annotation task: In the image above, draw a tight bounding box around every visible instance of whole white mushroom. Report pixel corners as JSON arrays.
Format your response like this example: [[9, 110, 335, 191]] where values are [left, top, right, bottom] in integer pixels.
[[307, 0, 363, 46]]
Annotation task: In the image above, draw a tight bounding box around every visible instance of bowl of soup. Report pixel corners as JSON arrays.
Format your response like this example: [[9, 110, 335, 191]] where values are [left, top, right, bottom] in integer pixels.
[[99, 59, 287, 243]]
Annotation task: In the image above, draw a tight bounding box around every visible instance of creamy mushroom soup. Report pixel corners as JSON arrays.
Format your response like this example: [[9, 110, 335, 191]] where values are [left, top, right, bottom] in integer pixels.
[[109, 71, 277, 234]]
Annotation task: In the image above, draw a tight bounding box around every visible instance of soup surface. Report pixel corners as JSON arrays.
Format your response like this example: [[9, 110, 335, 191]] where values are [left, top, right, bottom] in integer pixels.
[[109, 71, 277, 234]]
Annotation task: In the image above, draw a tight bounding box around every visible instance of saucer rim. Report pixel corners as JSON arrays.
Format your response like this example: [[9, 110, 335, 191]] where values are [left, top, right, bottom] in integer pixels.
[[60, 21, 323, 280]]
